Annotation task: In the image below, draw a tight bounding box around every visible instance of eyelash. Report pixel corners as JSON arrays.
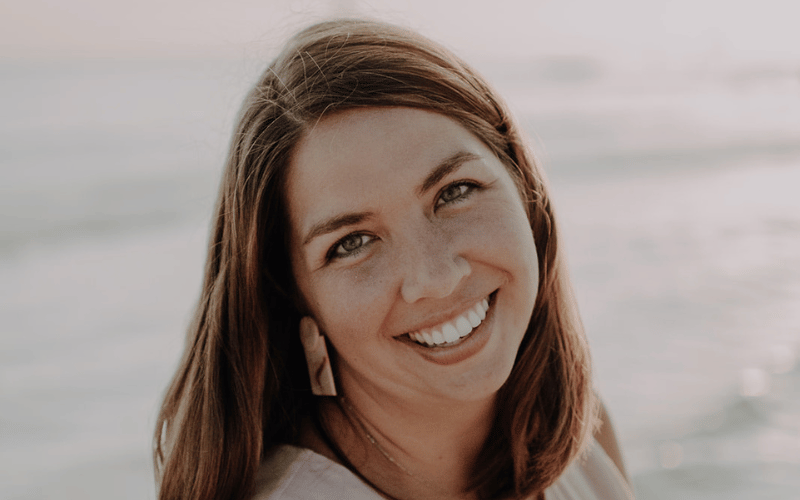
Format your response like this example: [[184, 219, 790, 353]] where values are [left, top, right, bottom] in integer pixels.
[[326, 233, 374, 261], [325, 180, 483, 261], [435, 180, 481, 208]]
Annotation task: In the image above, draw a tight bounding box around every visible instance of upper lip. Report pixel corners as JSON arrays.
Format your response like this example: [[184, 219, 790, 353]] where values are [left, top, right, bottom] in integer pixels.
[[394, 292, 494, 337]]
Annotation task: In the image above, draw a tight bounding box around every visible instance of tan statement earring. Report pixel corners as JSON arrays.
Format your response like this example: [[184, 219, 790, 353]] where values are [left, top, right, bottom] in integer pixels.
[[299, 317, 337, 396]]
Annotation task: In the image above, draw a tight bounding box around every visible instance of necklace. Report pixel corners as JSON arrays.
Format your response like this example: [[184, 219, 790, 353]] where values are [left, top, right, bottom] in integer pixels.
[[338, 396, 414, 477]]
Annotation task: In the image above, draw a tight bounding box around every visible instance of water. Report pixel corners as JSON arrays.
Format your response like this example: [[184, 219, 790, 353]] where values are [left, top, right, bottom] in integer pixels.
[[1, 58, 799, 499]]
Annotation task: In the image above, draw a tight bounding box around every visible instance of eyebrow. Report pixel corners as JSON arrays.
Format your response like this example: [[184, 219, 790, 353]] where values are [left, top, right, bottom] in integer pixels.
[[302, 211, 372, 247], [302, 151, 481, 247], [417, 151, 481, 196]]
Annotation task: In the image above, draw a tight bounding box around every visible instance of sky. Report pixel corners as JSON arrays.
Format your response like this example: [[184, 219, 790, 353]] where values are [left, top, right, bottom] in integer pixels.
[[2, 0, 800, 69]]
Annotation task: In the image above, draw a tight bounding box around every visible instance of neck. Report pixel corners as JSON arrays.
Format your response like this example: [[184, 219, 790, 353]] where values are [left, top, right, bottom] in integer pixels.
[[321, 384, 496, 500]]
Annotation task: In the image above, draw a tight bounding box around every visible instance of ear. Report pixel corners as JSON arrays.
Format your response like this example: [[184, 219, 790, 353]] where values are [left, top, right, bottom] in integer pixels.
[[299, 317, 337, 396]]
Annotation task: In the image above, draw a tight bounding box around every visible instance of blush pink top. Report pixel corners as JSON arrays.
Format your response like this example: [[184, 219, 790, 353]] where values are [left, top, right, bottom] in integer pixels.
[[252, 437, 635, 500]]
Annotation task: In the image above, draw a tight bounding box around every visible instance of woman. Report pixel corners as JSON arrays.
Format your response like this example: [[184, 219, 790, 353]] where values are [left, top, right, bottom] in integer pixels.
[[154, 19, 633, 500]]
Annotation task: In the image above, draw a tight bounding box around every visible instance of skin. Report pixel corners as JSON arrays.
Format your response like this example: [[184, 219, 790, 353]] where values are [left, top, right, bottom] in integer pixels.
[[287, 107, 539, 499], [286, 107, 630, 497]]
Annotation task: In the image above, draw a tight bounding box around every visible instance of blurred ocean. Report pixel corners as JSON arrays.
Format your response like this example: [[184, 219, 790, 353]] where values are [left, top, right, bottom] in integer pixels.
[[1, 57, 799, 499]]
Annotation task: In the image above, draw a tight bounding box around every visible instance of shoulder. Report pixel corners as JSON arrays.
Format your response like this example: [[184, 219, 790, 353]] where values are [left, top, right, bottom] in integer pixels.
[[593, 399, 629, 486], [546, 437, 636, 500], [251, 444, 383, 500]]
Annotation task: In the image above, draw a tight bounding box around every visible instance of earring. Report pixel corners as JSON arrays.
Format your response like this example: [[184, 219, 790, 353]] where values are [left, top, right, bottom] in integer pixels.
[[299, 317, 337, 396]]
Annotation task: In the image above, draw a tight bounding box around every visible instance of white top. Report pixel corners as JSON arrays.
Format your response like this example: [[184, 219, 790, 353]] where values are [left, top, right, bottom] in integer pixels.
[[252, 438, 635, 500]]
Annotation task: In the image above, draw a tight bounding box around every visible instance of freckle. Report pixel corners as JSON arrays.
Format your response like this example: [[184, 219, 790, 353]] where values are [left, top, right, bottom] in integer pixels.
[[354, 267, 370, 282]]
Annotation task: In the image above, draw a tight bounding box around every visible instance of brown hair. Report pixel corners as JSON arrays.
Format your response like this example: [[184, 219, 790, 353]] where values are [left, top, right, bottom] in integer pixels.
[[154, 18, 597, 500]]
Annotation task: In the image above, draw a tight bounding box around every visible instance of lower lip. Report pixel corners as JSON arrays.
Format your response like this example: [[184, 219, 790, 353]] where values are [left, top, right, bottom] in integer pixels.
[[398, 294, 496, 366]]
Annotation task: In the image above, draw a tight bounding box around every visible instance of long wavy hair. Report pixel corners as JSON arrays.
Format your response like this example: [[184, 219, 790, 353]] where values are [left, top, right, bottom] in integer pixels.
[[154, 18, 597, 500]]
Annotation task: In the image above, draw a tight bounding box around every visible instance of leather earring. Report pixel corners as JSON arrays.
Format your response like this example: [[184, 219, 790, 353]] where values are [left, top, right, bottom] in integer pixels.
[[299, 317, 337, 396]]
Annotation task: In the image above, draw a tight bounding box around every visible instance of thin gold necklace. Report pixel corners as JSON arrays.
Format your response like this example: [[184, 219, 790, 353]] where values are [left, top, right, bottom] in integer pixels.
[[339, 396, 414, 477]]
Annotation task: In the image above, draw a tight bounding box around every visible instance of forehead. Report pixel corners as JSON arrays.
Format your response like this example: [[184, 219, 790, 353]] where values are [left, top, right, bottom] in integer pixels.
[[285, 107, 493, 234]]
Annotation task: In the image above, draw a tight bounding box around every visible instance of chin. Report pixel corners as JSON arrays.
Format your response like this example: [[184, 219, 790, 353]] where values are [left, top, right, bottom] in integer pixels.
[[433, 342, 521, 403]]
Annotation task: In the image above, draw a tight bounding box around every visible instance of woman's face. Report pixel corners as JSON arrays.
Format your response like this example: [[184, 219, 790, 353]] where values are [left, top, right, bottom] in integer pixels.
[[286, 107, 538, 404]]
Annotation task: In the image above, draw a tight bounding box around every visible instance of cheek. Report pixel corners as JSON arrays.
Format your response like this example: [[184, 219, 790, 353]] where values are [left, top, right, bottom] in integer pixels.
[[303, 260, 395, 339], [455, 202, 536, 269]]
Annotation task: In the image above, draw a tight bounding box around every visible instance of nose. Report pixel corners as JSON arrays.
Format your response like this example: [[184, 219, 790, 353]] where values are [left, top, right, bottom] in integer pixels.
[[399, 226, 472, 303]]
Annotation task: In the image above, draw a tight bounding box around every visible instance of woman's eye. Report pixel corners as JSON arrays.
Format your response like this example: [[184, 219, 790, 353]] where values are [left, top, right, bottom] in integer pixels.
[[328, 233, 373, 260], [436, 182, 476, 207]]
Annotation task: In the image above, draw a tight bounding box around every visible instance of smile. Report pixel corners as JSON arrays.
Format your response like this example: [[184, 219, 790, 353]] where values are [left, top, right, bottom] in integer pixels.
[[407, 296, 491, 348]]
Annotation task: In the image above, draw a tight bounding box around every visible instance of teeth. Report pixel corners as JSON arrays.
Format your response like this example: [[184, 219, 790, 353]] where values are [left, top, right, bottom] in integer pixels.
[[455, 316, 472, 336], [467, 309, 481, 328], [441, 323, 459, 343], [476, 302, 486, 321], [408, 296, 492, 348]]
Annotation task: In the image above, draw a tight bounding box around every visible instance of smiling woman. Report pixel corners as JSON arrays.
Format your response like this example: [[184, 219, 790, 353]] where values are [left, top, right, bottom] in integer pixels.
[[288, 107, 539, 404], [153, 19, 633, 500]]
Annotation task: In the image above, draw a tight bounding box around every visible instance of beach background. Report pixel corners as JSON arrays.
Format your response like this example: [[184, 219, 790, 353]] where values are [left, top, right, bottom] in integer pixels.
[[1, 1, 799, 498]]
